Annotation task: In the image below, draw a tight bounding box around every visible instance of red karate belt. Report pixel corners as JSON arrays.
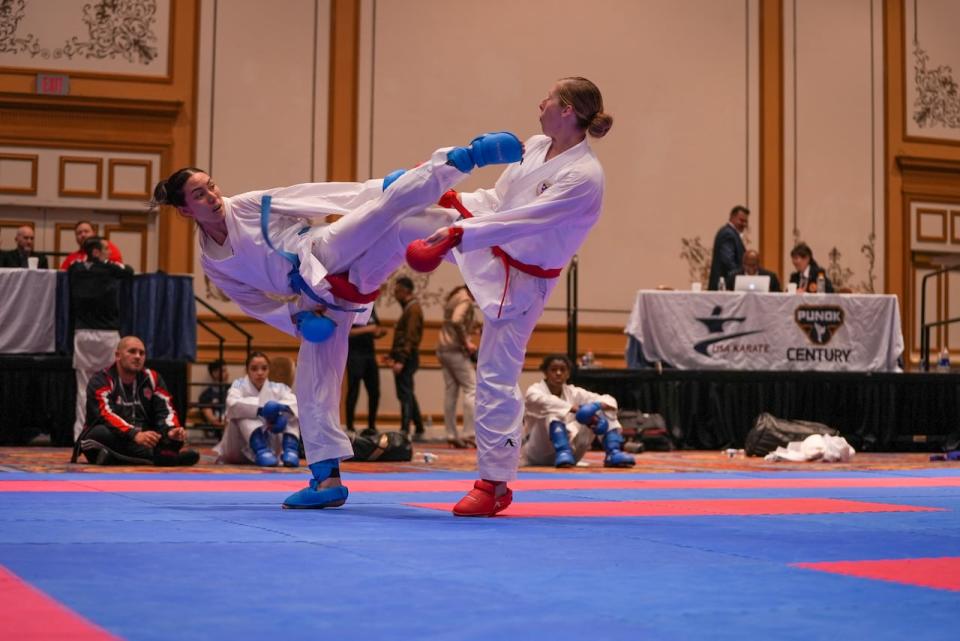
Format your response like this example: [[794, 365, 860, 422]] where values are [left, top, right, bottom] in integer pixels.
[[437, 190, 561, 318]]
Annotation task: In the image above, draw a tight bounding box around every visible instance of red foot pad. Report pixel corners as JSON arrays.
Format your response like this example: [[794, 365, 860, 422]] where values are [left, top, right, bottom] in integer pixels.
[[325, 272, 380, 304], [452, 480, 513, 517], [795, 557, 960, 592], [406, 227, 463, 273]]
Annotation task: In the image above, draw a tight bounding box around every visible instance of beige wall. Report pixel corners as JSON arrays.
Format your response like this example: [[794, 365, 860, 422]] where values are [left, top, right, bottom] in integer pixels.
[[783, 0, 884, 292], [361, 0, 761, 329]]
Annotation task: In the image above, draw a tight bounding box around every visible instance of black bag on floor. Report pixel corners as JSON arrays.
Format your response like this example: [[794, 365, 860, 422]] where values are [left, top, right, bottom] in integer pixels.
[[617, 410, 673, 452], [744, 412, 839, 457], [350, 431, 413, 462]]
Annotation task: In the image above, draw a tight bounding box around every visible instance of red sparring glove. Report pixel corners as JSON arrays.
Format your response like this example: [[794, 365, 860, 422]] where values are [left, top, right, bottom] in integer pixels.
[[405, 226, 464, 273]]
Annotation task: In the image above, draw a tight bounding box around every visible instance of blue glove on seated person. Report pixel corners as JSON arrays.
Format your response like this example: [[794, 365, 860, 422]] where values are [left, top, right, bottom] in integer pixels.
[[267, 414, 288, 434], [259, 400, 291, 423], [575, 401, 609, 435]]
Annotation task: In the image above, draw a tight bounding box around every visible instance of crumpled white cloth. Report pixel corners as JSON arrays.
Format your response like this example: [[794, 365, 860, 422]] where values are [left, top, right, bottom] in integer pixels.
[[764, 434, 856, 463]]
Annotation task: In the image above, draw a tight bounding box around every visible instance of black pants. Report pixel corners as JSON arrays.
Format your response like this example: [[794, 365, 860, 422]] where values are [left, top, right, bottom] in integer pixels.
[[394, 351, 423, 434], [345, 351, 380, 432], [80, 424, 180, 465]]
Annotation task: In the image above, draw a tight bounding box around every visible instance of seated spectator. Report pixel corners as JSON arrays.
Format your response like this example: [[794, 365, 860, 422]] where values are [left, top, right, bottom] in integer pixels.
[[522, 354, 635, 468], [788, 242, 834, 293], [215, 351, 301, 467], [0, 225, 48, 268], [60, 220, 123, 270], [724, 249, 782, 292], [198, 359, 228, 429], [72, 336, 199, 466], [69, 236, 134, 440]]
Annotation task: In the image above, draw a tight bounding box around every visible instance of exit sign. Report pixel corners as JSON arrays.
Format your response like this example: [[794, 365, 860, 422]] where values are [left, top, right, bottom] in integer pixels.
[[36, 74, 70, 96]]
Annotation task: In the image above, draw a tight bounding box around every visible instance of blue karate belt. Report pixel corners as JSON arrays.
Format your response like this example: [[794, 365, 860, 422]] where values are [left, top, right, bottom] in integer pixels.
[[259, 194, 366, 314]]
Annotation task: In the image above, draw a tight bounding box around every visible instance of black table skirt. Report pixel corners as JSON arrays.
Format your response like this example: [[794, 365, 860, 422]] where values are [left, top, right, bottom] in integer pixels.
[[572, 369, 960, 451], [0, 356, 187, 446]]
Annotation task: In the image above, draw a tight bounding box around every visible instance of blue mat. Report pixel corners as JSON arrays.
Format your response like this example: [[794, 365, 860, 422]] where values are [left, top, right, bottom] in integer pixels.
[[1, 469, 958, 641]]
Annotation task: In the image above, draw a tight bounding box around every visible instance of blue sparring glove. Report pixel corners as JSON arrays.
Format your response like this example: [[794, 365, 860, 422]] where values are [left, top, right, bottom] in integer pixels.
[[267, 413, 288, 434], [382, 169, 406, 191], [575, 402, 603, 425], [295, 311, 336, 343], [259, 400, 291, 423], [446, 132, 522, 173]]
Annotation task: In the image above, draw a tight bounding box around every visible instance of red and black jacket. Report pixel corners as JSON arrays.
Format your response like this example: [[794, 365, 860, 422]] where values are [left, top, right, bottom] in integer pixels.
[[83, 363, 181, 441]]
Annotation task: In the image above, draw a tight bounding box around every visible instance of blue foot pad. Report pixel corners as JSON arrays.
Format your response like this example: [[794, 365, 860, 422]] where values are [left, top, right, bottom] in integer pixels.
[[282, 483, 349, 509]]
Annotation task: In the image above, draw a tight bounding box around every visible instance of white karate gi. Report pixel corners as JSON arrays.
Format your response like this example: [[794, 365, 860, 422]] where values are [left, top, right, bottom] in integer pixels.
[[521, 380, 621, 466], [198, 148, 466, 465], [215, 376, 300, 464], [450, 134, 606, 481]]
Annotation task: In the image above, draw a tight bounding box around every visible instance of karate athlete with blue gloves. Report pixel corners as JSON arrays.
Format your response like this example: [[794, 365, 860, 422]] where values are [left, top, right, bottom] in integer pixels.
[[522, 354, 634, 468], [405, 77, 615, 516], [151, 132, 522, 510], [215, 352, 301, 467]]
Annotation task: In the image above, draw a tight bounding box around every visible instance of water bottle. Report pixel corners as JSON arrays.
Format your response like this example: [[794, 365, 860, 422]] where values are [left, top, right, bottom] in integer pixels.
[[816, 272, 826, 294], [936, 347, 951, 373], [581, 351, 595, 368], [717, 277, 727, 292]]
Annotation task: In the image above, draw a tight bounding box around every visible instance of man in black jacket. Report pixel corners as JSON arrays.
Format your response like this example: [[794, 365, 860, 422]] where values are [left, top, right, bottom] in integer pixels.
[[73, 336, 199, 466], [707, 205, 748, 290], [69, 236, 133, 441], [0, 225, 48, 269]]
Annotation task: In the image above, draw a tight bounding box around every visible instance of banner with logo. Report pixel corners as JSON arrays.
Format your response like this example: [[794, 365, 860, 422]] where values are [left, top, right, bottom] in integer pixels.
[[625, 291, 903, 372]]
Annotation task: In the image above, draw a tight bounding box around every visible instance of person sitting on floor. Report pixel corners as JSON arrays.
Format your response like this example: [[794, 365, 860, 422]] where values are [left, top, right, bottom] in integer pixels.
[[215, 351, 301, 467], [198, 358, 228, 430], [521, 353, 634, 468], [73, 336, 199, 466]]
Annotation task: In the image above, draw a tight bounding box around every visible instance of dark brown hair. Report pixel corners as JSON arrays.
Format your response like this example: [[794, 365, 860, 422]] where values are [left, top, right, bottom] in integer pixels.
[[150, 168, 206, 209]]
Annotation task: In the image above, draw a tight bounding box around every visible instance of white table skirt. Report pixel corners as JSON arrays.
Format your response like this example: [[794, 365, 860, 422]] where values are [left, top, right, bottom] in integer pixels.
[[625, 290, 904, 372], [0, 268, 56, 354]]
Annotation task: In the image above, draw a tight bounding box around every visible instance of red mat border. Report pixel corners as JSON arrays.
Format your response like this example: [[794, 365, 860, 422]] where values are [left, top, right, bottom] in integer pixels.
[[2, 476, 960, 493], [0, 565, 119, 640], [794, 557, 960, 592], [407, 498, 942, 518]]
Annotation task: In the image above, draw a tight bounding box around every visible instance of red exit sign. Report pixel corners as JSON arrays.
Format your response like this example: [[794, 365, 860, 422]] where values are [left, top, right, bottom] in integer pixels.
[[36, 74, 70, 96]]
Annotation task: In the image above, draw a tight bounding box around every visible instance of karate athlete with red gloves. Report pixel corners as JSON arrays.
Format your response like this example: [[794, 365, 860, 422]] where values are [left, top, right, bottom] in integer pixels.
[[151, 132, 521, 510], [406, 77, 614, 516]]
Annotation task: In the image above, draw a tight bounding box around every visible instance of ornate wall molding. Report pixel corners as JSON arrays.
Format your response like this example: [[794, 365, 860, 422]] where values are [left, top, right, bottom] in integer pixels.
[[0, 0, 170, 78]]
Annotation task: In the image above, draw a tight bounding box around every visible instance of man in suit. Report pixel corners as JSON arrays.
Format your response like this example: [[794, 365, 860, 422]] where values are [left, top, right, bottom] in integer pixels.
[[707, 205, 748, 290], [788, 242, 834, 293], [0, 225, 48, 268], [724, 249, 782, 292]]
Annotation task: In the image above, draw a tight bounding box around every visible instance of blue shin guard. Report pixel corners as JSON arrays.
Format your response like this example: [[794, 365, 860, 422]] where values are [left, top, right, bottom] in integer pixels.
[[382, 169, 406, 191], [280, 433, 300, 468], [549, 420, 576, 468], [603, 430, 636, 468], [249, 429, 278, 467], [446, 132, 522, 173], [282, 459, 349, 509]]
